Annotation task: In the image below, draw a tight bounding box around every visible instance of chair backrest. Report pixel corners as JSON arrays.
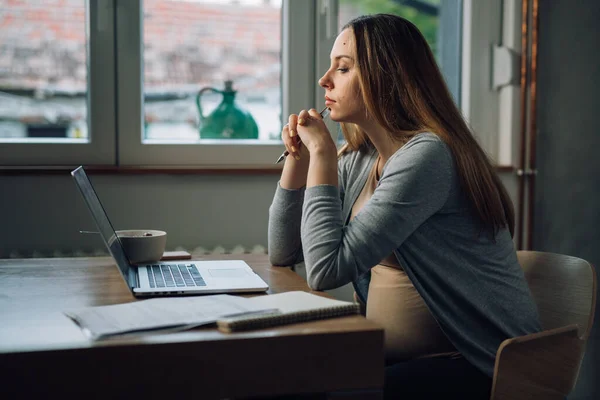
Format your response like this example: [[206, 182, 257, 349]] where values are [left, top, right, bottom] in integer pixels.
[[517, 250, 597, 340], [489, 251, 597, 400]]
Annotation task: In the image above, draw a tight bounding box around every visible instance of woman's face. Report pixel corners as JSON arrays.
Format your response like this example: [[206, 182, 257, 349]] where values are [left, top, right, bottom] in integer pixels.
[[319, 28, 365, 123]]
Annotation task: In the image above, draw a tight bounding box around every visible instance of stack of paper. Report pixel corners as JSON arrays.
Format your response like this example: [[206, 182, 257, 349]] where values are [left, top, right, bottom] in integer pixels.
[[65, 291, 360, 339]]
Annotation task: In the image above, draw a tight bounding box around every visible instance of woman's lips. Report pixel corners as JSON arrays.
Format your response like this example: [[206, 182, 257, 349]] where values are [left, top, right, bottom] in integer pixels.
[[325, 98, 335, 106]]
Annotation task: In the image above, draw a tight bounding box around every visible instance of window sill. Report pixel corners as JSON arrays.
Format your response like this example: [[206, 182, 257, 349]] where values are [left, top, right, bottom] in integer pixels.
[[0, 164, 515, 175], [496, 165, 515, 173], [0, 165, 284, 175]]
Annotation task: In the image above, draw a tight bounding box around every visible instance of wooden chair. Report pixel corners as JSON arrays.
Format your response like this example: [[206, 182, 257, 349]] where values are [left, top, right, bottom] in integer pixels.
[[489, 251, 597, 400]]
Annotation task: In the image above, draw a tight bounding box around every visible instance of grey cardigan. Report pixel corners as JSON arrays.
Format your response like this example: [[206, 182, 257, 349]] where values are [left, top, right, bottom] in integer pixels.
[[268, 132, 541, 377]]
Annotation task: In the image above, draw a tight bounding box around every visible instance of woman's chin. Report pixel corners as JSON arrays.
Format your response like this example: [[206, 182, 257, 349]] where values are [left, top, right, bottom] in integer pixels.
[[328, 110, 357, 124], [330, 115, 351, 124], [328, 110, 342, 122]]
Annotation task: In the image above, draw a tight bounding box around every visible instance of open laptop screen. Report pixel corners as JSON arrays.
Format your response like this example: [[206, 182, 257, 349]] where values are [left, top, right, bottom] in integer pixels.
[[71, 166, 133, 285]]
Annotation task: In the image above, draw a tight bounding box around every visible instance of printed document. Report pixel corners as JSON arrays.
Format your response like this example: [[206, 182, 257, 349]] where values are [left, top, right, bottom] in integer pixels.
[[64, 295, 276, 339]]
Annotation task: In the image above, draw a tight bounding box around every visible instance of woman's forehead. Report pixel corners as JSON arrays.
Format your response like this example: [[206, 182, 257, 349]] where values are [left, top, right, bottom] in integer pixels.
[[331, 29, 355, 58]]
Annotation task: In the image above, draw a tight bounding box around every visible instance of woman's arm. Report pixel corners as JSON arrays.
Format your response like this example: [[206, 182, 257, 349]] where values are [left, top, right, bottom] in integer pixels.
[[268, 109, 329, 265], [268, 109, 348, 267], [267, 182, 305, 266], [279, 112, 311, 189], [268, 114, 310, 265], [268, 150, 349, 266], [307, 147, 338, 188], [301, 136, 453, 290]]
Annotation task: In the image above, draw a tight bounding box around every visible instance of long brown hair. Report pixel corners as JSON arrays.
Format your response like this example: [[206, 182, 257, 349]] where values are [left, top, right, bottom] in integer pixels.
[[339, 14, 514, 236]]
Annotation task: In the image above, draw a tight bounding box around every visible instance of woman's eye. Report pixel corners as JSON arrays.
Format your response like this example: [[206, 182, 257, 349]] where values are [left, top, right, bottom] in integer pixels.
[[337, 68, 349, 73]]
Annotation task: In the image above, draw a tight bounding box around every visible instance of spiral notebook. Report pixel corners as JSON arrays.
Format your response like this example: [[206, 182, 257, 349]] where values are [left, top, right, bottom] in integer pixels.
[[216, 291, 361, 333]]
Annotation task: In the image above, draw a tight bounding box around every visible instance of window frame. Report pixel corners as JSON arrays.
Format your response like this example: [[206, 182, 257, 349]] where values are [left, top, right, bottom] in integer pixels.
[[461, 0, 520, 166], [116, 0, 329, 168], [0, 0, 516, 169], [0, 0, 117, 166]]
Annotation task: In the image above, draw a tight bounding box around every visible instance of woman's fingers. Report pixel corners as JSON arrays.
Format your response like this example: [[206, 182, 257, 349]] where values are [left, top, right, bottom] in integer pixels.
[[288, 113, 298, 139], [283, 114, 301, 161], [282, 125, 298, 160], [284, 108, 324, 161], [307, 108, 322, 119], [288, 114, 300, 158], [295, 108, 333, 156], [282, 124, 290, 153], [297, 109, 309, 126]]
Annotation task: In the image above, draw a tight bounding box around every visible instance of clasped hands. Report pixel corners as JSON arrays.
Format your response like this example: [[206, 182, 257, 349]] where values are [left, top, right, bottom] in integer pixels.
[[282, 108, 336, 161]]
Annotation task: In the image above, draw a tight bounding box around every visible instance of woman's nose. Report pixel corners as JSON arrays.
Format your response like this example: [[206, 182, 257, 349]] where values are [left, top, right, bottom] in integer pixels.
[[319, 72, 331, 89]]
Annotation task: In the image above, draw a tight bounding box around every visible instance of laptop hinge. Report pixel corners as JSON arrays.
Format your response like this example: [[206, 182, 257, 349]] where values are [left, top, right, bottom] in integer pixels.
[[130, 267, 140, 289]]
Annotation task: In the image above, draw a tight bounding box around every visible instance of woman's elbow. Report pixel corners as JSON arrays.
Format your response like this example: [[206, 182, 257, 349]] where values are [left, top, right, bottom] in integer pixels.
[[307, 276, 327, 291], [305, 257, 355, 291], [306, 268, 338, 291], [268, 253, 295, 267], [268, 246, 300, 267]]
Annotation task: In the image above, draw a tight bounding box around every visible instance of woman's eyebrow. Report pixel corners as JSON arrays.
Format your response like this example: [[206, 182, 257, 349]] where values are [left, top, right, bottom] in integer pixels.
[[332, 55, 354, 61]]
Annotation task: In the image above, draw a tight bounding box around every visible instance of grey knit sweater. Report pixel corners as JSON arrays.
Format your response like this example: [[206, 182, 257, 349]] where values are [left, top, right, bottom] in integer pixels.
[[268, 132, 541, 377]]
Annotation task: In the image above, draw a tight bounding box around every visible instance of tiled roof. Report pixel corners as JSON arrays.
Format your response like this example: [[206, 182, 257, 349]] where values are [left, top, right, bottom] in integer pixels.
[[0, 0, 281, 93]]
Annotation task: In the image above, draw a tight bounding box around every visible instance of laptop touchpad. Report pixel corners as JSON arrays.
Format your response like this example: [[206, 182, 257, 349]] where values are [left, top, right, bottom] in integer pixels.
[[208, 268, 248, 278]]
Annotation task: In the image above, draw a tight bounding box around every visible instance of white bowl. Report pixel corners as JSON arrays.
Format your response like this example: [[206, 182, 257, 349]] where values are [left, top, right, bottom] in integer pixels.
[[116, 230, 167, 264]]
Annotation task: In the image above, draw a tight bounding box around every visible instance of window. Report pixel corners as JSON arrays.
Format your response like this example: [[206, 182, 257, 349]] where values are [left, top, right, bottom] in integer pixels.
[[0, 0, 89, 141], [337, 0, 516, 166], [0, 0, 116, 165], [462, 0, 519, 166], [117, 0, 318, 166], [1, 0, 513, 167], [338, 0, 461, 103], [142, 0, 282, 142]]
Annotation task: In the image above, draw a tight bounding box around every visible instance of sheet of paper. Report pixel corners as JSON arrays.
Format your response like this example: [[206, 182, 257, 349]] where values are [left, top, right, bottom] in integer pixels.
[[64, 295, 275, 339]]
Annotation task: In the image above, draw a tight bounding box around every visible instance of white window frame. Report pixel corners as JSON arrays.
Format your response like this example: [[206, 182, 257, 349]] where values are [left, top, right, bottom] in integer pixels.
[[461, 0, 521, 167], [117, 0, 516, 168], [0, 0, 116, 166], [1, 0, 517, 169], [116, 0, 335, 168]]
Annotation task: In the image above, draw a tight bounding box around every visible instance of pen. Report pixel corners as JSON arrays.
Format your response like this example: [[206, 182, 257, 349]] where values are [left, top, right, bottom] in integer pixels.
[[275, 106, 331, 164]]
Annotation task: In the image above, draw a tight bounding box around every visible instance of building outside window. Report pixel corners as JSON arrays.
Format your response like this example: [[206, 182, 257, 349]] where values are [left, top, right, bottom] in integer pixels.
[[142, 0, 282, 142], [0, 0, 89, 140]]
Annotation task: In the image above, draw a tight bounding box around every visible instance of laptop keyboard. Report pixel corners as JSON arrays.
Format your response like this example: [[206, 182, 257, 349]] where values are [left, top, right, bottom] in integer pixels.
[[146, 264, 206, 288]]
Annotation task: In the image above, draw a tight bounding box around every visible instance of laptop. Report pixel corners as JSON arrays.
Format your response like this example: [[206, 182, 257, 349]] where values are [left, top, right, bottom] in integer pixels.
[[71, 166, 269, 297]]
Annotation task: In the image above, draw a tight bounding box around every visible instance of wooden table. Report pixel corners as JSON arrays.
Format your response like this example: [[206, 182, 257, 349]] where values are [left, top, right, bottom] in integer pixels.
[[0, 254, 384, 399]]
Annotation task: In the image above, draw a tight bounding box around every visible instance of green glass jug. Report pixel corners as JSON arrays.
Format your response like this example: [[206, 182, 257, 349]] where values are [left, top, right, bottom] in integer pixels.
[[196, 80, 259, 139]]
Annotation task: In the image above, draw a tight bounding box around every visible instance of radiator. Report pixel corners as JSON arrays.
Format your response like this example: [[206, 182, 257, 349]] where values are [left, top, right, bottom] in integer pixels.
[[7, 245, 267, 259]]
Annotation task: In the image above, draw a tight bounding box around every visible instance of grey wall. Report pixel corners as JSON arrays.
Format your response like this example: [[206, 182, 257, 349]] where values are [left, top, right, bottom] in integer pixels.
[[533, 1, 600, 399], [0, 157, 520, 259], [0, 174, 279, 257]]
